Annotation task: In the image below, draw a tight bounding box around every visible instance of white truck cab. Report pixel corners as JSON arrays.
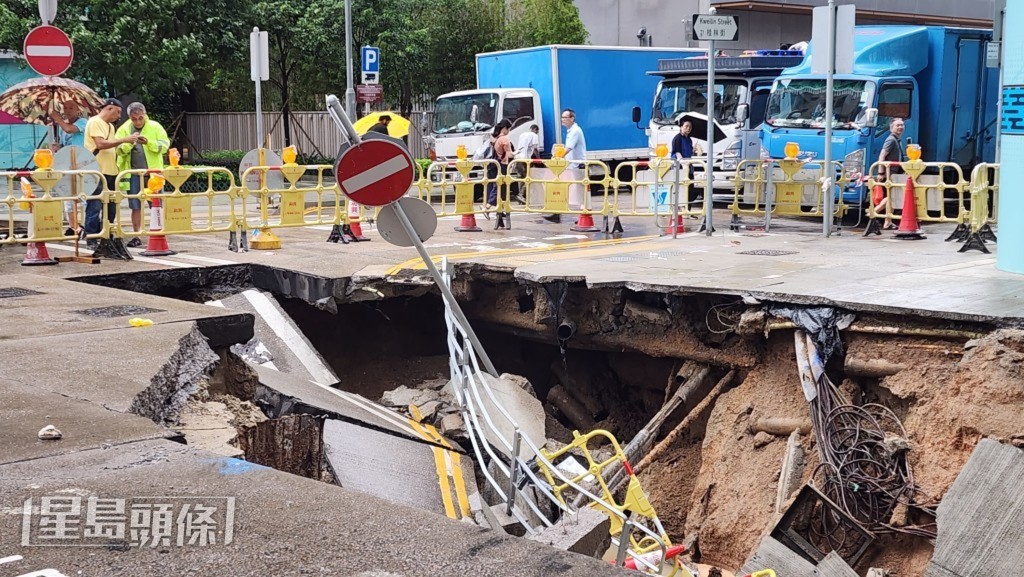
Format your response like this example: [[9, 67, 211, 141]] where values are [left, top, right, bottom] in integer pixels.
[[428, 88, 543, 163]]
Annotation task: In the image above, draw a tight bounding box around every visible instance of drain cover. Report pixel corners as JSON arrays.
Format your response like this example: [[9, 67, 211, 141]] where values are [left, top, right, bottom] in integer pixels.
[[598, 255, 644, 263], [742, 233, 769, 238], [737, 249, 799, 256], [74, 305, 166, 318], [0, 287, 43, 298]]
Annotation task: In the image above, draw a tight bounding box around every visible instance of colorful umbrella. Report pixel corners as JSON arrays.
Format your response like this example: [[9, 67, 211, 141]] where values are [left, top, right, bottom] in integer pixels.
[[352, 111, 411, 138], [0, 76, 104, 125]]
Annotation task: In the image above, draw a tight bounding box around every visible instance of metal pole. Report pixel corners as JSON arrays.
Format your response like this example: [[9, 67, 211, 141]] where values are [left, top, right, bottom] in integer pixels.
[[506, 429, 522, 516], [255, 74, 263, 149], [327, 94, 500, 375], [764, 160, 774, 232], [705, 12, 716, 237], [823, 0, 836, 237], [672, 161, 680, 239], [344, 0, 356, 119]]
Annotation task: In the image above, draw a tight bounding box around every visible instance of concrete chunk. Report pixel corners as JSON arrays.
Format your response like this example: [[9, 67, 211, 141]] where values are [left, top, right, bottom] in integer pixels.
[[526, 506, 611, 559]]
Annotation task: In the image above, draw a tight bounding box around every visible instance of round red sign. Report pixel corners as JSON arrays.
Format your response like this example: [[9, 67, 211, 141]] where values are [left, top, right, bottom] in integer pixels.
[[23, 25, 74, 77], [335, 139, 415, 207]]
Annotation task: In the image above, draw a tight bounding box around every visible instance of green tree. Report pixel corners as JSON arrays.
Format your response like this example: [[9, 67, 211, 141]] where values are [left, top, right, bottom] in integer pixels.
[[503, 0, 589, 48]]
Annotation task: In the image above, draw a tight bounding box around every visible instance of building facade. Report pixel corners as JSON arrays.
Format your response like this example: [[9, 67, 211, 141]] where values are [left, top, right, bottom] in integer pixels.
[[575, 0, 995, 50]]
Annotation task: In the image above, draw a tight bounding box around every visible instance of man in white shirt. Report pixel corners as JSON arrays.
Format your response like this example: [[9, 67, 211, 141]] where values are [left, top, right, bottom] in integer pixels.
[[515, 124, 540, 160], [543, 109, 587, 223]]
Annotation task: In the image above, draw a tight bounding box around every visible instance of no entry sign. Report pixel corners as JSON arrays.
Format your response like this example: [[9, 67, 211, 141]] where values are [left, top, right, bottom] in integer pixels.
[[335, 138, 415, 207], [23, 25, 73, 76]]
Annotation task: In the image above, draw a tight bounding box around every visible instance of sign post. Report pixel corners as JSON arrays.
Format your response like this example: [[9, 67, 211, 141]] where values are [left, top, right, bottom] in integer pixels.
[[812, 2, 855, 237], [23, 25, 73, 76], [250, 27, 270, 149], [361, 46, 380, 116], [692, 11, 738, 236]]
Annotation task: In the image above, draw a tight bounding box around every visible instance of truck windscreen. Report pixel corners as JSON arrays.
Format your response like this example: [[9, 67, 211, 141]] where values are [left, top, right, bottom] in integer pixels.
[[433, 93, 499, 134], [653, 80, 747, 125], [766, 79, 875, 129]]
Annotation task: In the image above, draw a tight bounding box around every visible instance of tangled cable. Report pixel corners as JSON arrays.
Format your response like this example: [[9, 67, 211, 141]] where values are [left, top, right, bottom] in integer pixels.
[[794, 330, 937, 558]]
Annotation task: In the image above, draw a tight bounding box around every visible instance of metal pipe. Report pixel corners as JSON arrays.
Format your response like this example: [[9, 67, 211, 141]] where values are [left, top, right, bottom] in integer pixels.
[[506, 428, 522, 517], [705, 8, 716, 237], [823, 0, 836, 237], [556, 320, 576, 341], [344, 0, 355, 119], [764, 320, 987, 340]]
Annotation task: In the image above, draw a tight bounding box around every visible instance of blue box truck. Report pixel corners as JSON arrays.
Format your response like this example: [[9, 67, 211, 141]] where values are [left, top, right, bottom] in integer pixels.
[[428, 45, 703, 168], [759, 26, 998, 205]]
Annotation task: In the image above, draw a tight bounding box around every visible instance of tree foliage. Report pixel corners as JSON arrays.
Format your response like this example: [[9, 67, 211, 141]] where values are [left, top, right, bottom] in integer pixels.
[[0, 0, 590, 136]]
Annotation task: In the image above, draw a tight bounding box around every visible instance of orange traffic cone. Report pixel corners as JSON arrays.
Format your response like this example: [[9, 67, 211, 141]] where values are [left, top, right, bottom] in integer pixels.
[[664, 214, 686, 235], [620, 544, 686, 571], [346, 200, 369, 241], [140, 197, 176, 256], [22, 241, 57, 266], [455, 213, 481, 232], [895, 175, 925, 240], [571, 212, 600, 233]]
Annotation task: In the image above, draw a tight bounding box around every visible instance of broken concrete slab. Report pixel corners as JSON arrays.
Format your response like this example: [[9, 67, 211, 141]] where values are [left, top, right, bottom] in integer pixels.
[[741, 537, 860, 577], [526, 506, 611, 559], [0, 322, 220, 425], [447, 372, 547, 461], [0, 273, 250, 347], [815, 552, 859, 577], [322, 418, 478, 520], [252, 364, 435, 444], [208, 288, 339, 385], [925, 439, 1024, 577], [381, 384, 446, 409]]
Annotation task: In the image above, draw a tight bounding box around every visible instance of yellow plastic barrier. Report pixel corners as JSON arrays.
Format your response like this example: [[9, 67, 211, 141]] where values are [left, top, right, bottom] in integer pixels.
[[416, 159, 504, 219], [950, 163, 998, 252], [609, 158, 706, 234], [536, 429, 682, 575], [731, 159, 850, 221], [112, 166, 242, 243], [506, 158, 610, 221], [240, 164, 347, 231], [0, 167, 109, 245], [863, 160, 967, 234]]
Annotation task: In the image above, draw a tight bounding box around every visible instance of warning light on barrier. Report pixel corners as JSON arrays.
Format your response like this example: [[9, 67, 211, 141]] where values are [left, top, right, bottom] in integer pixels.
[[168, 148, 181, 167], [655, 144, 668, 158], [906, 144, 921, 161], [282, 145, 297, 165], [456, 144, 467, 160], [147, 174, 165, 193], [553, 144, 566, 159], [33, 148, 53, 169], [784, 142, 799, 160]]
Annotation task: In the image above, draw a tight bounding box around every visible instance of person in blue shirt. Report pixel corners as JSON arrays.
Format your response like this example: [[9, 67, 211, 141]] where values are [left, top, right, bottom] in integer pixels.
[[50, 100, 88, 149], [671, 119, 694, 163]]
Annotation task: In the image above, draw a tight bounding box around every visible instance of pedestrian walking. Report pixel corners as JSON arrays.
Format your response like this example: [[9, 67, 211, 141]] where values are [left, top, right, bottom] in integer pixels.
[[83, 98, 136, 249], [876, 118, 905, 229], [543, 109, 586, 224], [115, 102, 170, 247], [485, 119, 512, 215]]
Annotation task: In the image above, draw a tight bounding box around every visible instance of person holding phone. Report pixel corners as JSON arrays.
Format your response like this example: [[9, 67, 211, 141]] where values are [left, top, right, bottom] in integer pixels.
[[115, 102, 170, 247]]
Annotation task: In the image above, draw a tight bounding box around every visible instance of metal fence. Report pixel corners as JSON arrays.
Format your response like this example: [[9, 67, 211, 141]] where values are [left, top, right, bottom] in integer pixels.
[[182, 111, 435, 160]]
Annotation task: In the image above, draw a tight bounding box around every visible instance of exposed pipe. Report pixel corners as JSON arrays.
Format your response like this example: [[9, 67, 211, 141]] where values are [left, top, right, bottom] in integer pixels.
[[556, 320, 577, 341], [765, 320, 987, 340]]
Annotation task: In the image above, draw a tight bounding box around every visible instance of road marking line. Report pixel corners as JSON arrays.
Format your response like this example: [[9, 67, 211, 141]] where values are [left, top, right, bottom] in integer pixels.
[[241, 290, 338, 385], [44, 243, 195, 268], [0, 555, 23, 565], [410, 406, 470, 519], [135, 251, 235, 265], [341, 156, 409, 193], [432, 445, 457, 519]]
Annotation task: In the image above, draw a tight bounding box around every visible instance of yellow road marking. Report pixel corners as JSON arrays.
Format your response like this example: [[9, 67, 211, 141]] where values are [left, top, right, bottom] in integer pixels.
[[409, 405, 471, 519], [386, 234, 660, 275]]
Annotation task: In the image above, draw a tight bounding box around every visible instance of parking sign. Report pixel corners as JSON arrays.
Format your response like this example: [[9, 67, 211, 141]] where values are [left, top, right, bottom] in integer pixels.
[[361, 46, 379, 73]]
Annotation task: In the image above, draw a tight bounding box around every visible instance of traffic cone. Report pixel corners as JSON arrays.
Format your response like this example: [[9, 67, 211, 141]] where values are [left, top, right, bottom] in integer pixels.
[[620, 544, 686, 571], [570, 212, 600, 233], [22, 241, 57, 266], [455, 213, 481, 232], [140, 197, 176, 256], [664, 214, 686, 235], [347, 200, 369, 241], [895, 175, 925, 240]]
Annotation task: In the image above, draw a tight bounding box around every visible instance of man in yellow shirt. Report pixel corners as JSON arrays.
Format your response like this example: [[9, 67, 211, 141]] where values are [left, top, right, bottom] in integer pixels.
[[84, 98, 137, 250]]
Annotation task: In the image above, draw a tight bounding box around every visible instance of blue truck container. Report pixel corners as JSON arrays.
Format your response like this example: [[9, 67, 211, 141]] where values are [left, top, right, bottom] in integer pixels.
[[760, 26, 998, 204], [430, 45, 702, 165]]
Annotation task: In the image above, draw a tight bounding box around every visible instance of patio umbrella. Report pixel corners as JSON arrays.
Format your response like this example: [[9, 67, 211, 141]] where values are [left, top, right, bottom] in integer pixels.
[[0, 76, 104, 125], [352, 111, 411, 138]]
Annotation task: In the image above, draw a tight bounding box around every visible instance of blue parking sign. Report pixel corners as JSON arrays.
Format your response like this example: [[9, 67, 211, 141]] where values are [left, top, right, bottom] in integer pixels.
[[361, 46, 379, 73]]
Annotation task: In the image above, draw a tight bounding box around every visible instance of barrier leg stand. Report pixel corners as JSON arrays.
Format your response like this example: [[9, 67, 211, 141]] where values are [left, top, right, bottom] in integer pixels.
[[251, 188, 282, 250], [863, 216, 882, 237], [611, 216, 624, 235], [979, 224, 997, 243], [326, 224, 348, 244], [944, 221, 969, 242]]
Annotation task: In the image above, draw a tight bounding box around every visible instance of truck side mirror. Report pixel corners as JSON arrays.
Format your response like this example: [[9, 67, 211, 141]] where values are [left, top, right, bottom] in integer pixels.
[[632, 106, 642, 129], [863, 108, 878, 128], [736, 103, 749, 125]]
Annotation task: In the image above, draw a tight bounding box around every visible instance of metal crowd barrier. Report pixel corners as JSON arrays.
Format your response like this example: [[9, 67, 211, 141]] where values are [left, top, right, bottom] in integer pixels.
[[416, 159, 504, 221], [240, 164, 350, 231], [610, 159, 706, 235]]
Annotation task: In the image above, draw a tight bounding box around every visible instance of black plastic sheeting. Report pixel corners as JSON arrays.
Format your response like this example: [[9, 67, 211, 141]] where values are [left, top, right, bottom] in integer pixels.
[[767, 304, 855, 363]]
